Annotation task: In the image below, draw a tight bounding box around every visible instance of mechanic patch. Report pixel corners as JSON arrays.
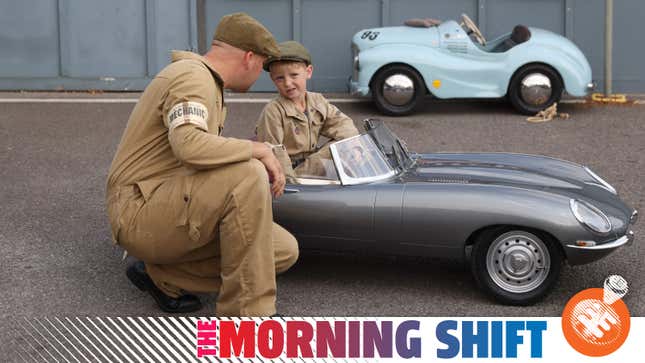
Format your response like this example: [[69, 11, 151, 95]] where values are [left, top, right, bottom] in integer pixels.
[[167, 102, 209, 131]]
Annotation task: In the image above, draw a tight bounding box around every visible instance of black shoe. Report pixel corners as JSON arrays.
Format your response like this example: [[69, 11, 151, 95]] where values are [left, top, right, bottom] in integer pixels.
[[126, 261, 202, 313]]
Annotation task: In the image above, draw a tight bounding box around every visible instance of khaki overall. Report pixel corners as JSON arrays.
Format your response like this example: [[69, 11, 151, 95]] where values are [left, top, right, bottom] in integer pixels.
[[106, 51, 298, 316], [256, 92, 359, 176]]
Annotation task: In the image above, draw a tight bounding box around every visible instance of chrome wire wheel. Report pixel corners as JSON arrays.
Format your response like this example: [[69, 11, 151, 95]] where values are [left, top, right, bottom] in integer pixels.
[[485, 231, 551, 294]]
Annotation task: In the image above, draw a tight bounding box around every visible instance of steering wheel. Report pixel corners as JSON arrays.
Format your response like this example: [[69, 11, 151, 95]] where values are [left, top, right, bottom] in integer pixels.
[[461, 14, 486, 46]]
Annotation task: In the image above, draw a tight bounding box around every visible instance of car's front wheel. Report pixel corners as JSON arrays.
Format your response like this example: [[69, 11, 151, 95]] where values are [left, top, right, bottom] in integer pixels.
[[471, 228, 562, 305], [508, 64, 563, 115], [371, 64, 425, 116]]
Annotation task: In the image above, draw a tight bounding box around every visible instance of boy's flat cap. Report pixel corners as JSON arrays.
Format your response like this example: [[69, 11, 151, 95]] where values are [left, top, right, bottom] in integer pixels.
[[263, 41, 312, 71], [213, 12, 279, 58]]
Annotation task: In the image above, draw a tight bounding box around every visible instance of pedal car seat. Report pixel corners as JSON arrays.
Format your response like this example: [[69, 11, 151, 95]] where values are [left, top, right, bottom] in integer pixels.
[[493, 25, 531, 52], [510, 25, 531, 44]]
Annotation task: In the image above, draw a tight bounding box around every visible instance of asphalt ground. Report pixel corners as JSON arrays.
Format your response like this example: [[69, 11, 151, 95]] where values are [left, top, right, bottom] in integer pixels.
[[1, 93, 643, 340]]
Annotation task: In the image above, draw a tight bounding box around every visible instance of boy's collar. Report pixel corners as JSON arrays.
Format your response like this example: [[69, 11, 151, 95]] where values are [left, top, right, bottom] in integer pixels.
[[277, 92, 326, 119]]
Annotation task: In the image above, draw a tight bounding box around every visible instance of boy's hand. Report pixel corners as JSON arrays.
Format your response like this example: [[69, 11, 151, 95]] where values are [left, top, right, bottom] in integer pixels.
[[252, 142, 286, 198]]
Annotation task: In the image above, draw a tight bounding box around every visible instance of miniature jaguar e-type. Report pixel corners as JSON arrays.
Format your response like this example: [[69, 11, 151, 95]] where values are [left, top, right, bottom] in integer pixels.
[[348, 14, 594, 116], [273, 119, 637, 305]]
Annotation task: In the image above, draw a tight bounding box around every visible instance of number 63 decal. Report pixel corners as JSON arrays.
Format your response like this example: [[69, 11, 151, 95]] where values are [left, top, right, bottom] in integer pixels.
[[361, 31, 380, 40]]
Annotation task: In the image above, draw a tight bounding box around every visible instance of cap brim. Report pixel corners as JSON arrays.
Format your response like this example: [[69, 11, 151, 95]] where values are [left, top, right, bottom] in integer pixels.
[[263, 56, 309, 72]]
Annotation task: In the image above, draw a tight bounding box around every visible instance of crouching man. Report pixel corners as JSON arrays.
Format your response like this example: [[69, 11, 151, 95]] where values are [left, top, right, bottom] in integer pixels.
[[106, 13, 298, 316]]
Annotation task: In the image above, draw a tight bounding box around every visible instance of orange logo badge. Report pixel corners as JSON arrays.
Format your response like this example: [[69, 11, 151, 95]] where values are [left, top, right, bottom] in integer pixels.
[[561, 275, 630, 357]]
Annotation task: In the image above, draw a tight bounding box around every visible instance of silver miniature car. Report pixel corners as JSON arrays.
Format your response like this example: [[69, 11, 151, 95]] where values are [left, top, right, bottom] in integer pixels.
[[274, 120, 637, 305]]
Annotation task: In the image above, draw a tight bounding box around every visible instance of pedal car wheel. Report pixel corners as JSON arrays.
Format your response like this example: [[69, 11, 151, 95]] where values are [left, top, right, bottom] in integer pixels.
[[508, 64, 563, 115], [371, 64, 424, 116], [471, 228, 562, 305]]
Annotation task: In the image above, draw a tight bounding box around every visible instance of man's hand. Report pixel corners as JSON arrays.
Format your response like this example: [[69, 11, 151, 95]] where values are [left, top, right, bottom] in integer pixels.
[[252, 142, 286, 198]]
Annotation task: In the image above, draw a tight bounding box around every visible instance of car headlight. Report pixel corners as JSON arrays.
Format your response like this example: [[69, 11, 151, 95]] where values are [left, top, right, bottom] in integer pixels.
[[584, 166, 617, 195], [570, 199, 612, 234], [351, 43, 359, 81]]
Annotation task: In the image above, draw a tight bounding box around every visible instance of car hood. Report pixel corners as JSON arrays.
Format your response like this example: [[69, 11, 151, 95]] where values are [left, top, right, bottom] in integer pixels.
[[400, 152, 634, 233], [404, 152, 601, 194], [352, 25, 440, 50]]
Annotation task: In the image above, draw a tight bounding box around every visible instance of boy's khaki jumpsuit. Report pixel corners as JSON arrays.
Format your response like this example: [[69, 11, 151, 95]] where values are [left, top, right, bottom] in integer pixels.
[[256, 91, 359, 176]]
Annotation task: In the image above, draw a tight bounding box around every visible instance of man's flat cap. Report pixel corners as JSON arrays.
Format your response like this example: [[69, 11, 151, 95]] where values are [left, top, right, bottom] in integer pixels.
[[213, 12, 279, 58], [263, 41, 312, 71]]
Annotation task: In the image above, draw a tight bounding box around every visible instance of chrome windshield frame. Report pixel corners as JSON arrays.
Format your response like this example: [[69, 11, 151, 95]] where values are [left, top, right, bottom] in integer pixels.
[[330, 135, 398, 186]]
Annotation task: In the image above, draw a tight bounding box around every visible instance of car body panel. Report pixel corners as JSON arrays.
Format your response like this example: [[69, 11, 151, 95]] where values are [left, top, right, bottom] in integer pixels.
[[349, 20, 593, 98], [274, 185, 376, 247]]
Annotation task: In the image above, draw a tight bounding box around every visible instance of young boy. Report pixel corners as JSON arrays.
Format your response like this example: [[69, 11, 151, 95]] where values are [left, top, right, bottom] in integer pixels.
[[256, 41, 358, 178]]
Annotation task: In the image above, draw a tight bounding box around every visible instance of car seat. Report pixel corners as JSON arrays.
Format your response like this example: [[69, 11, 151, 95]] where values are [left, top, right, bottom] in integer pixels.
[[493, 25, 531, 52]]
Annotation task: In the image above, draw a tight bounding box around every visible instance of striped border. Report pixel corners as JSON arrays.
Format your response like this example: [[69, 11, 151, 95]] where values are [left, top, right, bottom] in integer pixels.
[[8, 316, 370, 362]]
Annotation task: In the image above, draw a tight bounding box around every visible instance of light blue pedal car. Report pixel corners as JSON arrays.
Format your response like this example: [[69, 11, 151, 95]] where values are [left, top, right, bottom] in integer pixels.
[[349, 14, 595, 116]]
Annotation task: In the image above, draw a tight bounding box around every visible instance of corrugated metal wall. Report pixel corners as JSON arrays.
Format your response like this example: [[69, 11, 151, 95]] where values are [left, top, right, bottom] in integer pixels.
[[1, 0, 643, 93], [0, 0, 197, 90]]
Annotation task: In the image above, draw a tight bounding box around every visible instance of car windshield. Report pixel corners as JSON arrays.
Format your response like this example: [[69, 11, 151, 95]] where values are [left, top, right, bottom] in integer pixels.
[[293, 156, 339, 181], [330, 134, 397, 185]]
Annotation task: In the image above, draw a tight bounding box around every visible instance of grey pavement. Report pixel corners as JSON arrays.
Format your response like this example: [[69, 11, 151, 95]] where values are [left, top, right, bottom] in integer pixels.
[[1, 94, 643, 349]]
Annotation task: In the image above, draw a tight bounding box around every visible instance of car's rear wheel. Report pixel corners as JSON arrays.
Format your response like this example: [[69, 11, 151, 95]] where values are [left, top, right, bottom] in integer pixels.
[[371, 64, 425, 116], [508, 64, 563, 115], [471, 228, 562, 305]]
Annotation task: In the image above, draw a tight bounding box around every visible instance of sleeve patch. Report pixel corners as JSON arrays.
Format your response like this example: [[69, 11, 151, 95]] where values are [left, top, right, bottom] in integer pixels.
[[167, 102, 209, 131]]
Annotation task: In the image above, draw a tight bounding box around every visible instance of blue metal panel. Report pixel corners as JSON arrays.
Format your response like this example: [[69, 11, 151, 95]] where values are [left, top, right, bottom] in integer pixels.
[[61, 0, 147, 78], [572, 0, 644, 92], [612, 0, 643, 92], [0, 78, 152, 91], [388, 0, 477, 27], [0, 0, 643, 92], [477, 0, 487, 35], [564, 0, 574, 38], [203, 0, 292, 41], [486, 0, 565, 39], [0, 0, 60, 77], [301, 0, 381, 92], [571, 1, 605, 90], [151, 0, 197, 74], [0, 0, 194, 90]]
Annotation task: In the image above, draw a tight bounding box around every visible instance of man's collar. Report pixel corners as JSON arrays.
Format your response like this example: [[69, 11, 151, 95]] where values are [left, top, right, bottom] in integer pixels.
[[171, 50, 224, 86]]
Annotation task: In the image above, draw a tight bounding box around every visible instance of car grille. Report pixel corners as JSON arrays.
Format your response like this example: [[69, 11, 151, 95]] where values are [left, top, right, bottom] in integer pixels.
[[446, 41, 468, 54], [428, 177, 470, 184]]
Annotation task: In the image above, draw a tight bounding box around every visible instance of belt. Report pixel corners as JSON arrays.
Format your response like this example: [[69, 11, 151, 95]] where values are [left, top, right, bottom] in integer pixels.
[[290, 151, 312, 168], [291, 158, 305, 168]]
